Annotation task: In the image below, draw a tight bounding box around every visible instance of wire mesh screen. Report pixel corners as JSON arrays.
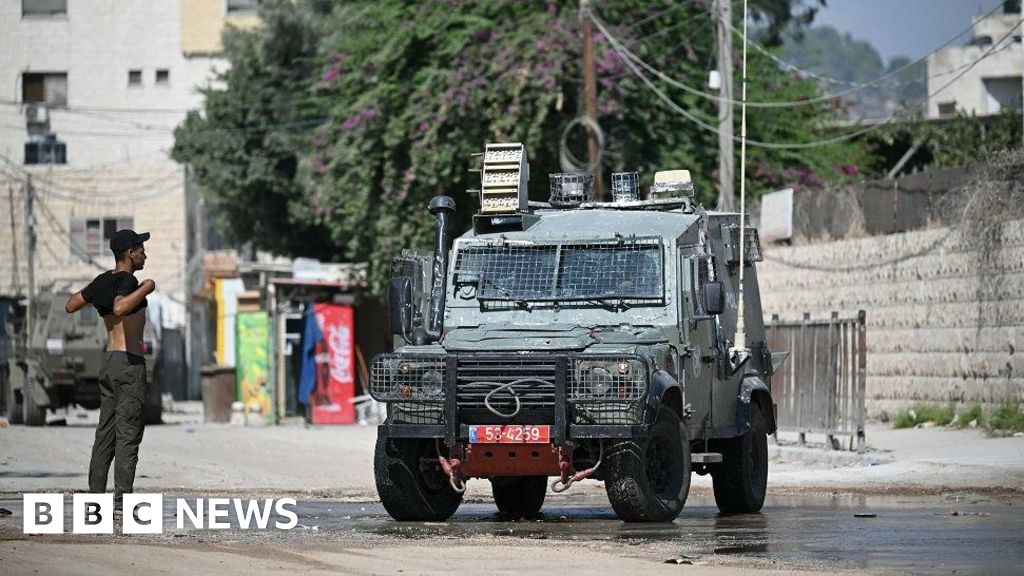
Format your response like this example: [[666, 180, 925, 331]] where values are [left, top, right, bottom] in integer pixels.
[[370, 353, 446, 402], [549, 172, 594, 206], [611, 172, 639, 202], [454, 238, 663, 302], [726, 226, 764, 264], [573, 403, 644, 425], [389, 403, 444, 425], [569, 358, 646, 402]]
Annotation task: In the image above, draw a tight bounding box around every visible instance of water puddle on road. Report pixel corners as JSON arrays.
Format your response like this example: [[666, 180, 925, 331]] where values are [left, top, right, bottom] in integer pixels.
[[2, 492, 1020, 574], [291, 493, 1024, 575]]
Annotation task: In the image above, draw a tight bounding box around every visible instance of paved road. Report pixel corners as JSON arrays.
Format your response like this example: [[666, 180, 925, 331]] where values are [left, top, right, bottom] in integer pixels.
[[2, 493, 1022, 575]]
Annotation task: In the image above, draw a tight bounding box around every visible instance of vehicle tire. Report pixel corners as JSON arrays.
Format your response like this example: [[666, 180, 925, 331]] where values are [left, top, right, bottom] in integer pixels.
[[22, 380, 47, 427], [375, 435, 463, 521], [605, 407, 691, 522], [712, 406, 769, 514], [491, 476, 547, 516]]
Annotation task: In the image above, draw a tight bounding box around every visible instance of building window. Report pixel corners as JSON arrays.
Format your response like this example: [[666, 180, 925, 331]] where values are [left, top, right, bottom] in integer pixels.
[[22, 72, 68, 107], [22, 0, 67, 17], [24, 134, 66, 165], [937, 101, 957, 117], [70, 216, 134, 258], [128, 69, 142, 86], [227, 0, 259, 13], [155, 69, 170, 86]]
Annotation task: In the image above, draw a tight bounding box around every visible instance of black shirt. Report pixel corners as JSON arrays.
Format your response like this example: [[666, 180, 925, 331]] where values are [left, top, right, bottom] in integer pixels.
[[81, 271, 147, 317]]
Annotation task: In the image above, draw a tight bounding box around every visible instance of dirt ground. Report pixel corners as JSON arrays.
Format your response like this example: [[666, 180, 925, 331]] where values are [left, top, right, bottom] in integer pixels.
[[1, 407, 1022, 575], [1, 406, 1022, 499]]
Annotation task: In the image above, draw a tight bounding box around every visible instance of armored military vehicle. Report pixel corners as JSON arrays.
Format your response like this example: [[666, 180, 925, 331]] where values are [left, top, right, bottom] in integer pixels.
[[3, 292, 162, 426], [371, 143, 783, 522]]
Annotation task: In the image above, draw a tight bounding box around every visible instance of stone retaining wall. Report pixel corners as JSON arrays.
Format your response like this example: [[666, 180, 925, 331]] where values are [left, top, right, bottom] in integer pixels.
[[758, 219, 1024, 419]]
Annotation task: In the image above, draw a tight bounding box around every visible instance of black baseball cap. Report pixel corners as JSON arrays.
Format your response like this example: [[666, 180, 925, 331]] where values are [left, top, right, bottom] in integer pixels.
[[110, 229, 150, 255]]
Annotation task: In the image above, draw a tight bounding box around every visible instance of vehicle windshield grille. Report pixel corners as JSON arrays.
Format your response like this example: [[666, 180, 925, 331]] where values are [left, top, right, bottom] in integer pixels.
[[454, 237, 663, 302]]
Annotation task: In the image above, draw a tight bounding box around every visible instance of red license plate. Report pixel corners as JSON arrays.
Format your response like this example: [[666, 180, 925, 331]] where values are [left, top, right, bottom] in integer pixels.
[[468, 425, 550, 444]]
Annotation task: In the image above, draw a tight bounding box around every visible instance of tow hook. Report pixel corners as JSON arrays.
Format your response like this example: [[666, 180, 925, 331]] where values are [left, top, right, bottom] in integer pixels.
[[550, 441, 604, 493], [436, 441, 466, 494]]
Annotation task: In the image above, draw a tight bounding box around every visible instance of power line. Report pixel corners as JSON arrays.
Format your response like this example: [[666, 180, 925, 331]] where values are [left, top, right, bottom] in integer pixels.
[[747, 2, 1006, 90], [593, 14, 1023, 150], [761, 171, 987, 273], [596, 1, 1007, 109], [0, 154, 183, 200]]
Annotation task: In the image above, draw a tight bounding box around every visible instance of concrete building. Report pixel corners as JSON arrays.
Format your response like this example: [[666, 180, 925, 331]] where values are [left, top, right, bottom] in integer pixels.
[[927, 4, 1023, 118], [0, 0, 258, 324]]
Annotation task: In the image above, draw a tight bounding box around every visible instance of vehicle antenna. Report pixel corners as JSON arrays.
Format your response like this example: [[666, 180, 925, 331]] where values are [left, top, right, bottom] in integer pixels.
[[731, 0, 750, 362]]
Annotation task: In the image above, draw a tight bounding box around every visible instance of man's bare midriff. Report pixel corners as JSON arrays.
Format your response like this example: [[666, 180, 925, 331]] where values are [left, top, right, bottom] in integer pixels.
[[102, 309, 147, 355]]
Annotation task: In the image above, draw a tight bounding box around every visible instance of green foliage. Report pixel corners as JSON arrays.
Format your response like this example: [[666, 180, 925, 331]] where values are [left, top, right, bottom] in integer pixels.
[[987, 403, 1024, 432], [892, 404, 955, 429], [174, 0, 856, 295], [952, 404, 984, 429], [892, 403, 1024, 433]]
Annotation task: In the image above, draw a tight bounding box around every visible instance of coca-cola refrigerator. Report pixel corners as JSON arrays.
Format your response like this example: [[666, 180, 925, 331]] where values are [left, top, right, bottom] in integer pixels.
[[310, 302, 356, 424]]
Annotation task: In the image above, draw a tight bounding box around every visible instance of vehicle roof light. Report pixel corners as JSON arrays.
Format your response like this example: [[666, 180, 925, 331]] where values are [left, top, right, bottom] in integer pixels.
[[611, 172, 639, 202], [650, 169, 694, 200], [548, 172, 594, 207]]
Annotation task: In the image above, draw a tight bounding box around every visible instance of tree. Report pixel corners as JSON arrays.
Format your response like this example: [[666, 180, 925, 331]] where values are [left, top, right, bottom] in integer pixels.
[[174, 0, 854, 294]]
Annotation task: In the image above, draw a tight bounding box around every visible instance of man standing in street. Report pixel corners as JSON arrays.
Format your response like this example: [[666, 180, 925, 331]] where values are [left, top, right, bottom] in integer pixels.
[[64, 229, 156, 513]]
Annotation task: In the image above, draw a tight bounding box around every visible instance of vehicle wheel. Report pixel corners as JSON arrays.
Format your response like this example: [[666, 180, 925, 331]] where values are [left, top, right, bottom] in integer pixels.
[[605, 407, 691, 522], [22, 380, 47, 426], [375, 436, 463, 521], [491, 476, 547, 516], [712, 406, 769, 514]]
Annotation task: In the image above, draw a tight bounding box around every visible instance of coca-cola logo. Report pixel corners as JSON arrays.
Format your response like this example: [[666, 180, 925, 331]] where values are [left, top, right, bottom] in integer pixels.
[[327, 324, 352, 383]]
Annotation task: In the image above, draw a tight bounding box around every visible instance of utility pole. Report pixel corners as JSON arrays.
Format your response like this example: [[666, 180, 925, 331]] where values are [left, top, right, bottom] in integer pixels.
[[580, 0, 604, 200], [716, 0, 735, 211], [25, 174, 36, 339]]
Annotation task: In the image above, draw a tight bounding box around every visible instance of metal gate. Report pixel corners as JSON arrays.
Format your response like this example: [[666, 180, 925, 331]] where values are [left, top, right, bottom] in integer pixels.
[[765, 311, 867, 451]]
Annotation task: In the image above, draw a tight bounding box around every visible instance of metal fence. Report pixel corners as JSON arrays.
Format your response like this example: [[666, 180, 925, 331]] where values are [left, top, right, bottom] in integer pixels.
[[765, 311, 867, 451]]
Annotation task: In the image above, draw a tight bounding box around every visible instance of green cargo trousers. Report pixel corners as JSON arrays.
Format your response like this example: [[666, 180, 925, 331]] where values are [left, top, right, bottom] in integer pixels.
[[88, 351, 147, 506]]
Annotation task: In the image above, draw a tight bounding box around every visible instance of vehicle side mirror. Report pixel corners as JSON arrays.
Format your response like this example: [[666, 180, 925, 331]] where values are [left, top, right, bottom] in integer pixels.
[[704, 281, 725, 315], [389, 276, 413, 335]]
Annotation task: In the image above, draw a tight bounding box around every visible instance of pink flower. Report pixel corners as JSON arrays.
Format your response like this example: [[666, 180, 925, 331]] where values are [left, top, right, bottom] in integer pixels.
[[322, 67, 341, 83]]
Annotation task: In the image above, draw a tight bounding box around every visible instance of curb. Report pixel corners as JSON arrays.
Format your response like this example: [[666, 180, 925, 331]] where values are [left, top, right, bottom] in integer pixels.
[[770, 443, 893, 467]]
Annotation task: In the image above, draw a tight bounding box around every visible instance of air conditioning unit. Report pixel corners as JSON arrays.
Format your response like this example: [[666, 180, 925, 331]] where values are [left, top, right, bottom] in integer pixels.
[[25, 104, 49, 125]]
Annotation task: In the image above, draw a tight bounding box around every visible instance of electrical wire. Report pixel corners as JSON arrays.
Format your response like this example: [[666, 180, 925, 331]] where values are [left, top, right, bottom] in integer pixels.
[[595, 1, 1008, 109], [0, 153, 183, 201], [761, 173, 987, 272], [745, 2, 1007, 90], [593, 13, 1023, 150]]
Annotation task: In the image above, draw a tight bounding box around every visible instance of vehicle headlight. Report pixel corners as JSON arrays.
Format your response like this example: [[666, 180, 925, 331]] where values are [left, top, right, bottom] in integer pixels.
[[587, 366, 613, 396], [420, 369, 444, 399], [370, 354, 447, 401], [573, 357, 646, 401]]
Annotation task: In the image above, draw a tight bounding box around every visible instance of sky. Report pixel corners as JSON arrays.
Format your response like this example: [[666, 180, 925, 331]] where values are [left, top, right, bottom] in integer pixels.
[[812, 0, 1007, 63]]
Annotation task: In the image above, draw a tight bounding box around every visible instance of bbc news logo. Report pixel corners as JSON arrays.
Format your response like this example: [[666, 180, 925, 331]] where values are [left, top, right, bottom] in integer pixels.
[[23, 494, 298, 534]]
